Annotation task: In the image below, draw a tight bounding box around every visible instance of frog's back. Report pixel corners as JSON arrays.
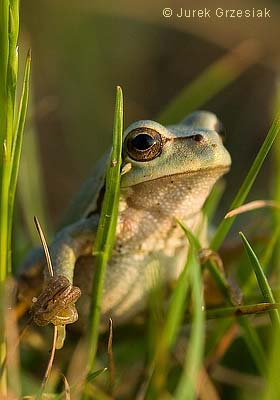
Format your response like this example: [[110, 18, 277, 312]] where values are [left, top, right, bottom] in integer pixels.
[[59, 151, 109, 227]]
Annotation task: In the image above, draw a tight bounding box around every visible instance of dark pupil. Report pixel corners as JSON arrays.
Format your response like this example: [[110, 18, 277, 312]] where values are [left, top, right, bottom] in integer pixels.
[[131, 134, 156, 150]]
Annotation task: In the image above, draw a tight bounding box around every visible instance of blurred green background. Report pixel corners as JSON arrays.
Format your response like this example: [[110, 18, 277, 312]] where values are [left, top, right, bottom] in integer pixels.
[[18, 0, 279, 241], [10, 1, 280, 398]]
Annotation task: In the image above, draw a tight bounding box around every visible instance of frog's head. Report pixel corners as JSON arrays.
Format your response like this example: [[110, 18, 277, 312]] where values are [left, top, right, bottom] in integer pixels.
[[121, 111, 231, 188]]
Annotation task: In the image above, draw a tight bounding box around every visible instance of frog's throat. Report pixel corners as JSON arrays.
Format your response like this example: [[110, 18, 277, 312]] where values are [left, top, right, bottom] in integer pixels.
[[120, 167, 227, 220]]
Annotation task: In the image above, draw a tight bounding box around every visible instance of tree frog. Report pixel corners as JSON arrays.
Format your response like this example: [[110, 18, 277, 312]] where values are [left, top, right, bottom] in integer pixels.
[[18, 111, 231, 329]]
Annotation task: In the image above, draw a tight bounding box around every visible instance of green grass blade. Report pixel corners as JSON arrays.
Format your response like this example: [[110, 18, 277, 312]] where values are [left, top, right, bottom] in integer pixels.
[[239, 232, 280, 328], [179, 222, 231, 304], [0, 1, 9, 394], [0, 152, 10, 281], [174, 229, 266, 387], [272, 99, 280, 282], [211, 112, 280, 250], [206, 303, 280, 319], [174, 232, 205, 400], [0, 0, 21, 277], [204, 258, 267, 374], [6, 13, 18, 158], [0, 1, 27, 396], [8, 50, 31, 242], [0, 0, 9, 169], [176, 229, 267, 375], [160, 253, 190, 348], [145, 224, 200, 399], [6, 0, 19, 153], [86, 86, 123, 376], [262, 83, 280, 400], [245, 222, 280, 295], [159, 224, 200, 348], [158, 41, 260, 125], [86, 368, 107, 383], [205, 305, 267, 376]]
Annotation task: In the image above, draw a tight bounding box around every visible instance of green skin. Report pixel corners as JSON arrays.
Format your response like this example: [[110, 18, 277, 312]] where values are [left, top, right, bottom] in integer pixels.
[[19, 111, 231, 329]]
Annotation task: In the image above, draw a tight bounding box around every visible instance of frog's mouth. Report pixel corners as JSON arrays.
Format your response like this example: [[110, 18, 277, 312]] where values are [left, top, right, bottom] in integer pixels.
[[120, 164, 231, 189], [164, 164, 231, 178]]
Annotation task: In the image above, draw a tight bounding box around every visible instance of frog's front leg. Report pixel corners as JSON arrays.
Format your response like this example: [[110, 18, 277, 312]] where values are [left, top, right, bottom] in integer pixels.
[[49, 214, 99, 282], [32, 214, 99, 326]]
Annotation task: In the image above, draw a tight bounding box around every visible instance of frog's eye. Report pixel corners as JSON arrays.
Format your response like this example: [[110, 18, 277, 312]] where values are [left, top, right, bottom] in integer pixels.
[[124, 128, 163, 161]]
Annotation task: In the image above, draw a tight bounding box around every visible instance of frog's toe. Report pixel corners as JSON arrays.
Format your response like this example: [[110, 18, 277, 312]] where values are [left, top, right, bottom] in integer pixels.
[[31, 275, 81, 327]]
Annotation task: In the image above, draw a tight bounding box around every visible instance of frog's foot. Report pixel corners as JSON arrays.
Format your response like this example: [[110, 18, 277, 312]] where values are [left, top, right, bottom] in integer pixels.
[[199, 248, 224, 272], [199, 248, 242, 306], [31, 275, 81, 327]]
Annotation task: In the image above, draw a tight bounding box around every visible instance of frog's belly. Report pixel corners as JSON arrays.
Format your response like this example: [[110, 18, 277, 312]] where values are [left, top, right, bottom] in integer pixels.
[[73, 230, 190, 327], [103, 249, 187, 324]]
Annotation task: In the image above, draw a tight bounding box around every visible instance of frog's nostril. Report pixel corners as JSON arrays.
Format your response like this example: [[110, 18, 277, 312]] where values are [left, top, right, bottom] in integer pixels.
[[193, 134, 204, 142]]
